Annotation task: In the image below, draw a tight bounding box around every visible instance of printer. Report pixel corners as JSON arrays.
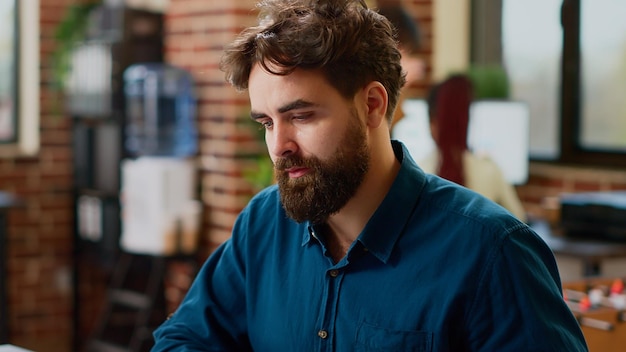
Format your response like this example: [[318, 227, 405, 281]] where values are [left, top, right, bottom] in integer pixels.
[[560, 191, 626, 242]]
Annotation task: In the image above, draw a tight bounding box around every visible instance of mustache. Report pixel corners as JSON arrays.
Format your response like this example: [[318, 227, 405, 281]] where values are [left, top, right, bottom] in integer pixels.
[[274, 155, 315, 171]]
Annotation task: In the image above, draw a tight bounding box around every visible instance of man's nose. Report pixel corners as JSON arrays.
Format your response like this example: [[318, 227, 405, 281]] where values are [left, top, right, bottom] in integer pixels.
[[268, 122, 297, 158]]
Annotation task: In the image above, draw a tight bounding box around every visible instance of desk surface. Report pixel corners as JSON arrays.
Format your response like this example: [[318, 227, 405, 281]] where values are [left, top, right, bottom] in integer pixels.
[[531, 220, 626, 260]]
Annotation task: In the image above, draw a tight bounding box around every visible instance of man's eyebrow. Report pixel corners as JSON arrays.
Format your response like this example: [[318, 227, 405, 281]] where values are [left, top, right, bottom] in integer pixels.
[[250, 111, 266, 121], [278, 99, 317, 113], [250, 99, 317, 121]]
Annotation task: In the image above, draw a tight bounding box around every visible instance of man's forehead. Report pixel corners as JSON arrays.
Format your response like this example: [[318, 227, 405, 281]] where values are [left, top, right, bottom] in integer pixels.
[[249, 64, 335, 103]]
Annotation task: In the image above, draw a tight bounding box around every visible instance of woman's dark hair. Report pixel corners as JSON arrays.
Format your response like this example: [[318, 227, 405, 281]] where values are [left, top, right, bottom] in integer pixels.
[[429, 75, 474, 186], [220, 0, 406, 123]]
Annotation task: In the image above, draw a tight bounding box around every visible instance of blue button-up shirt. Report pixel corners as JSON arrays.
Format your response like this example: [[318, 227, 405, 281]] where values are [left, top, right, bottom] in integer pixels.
[[152, 142, 587, 351]]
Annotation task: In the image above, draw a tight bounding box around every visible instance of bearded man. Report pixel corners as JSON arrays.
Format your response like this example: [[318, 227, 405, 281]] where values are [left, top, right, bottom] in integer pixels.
[[152, 0, 587, 351]]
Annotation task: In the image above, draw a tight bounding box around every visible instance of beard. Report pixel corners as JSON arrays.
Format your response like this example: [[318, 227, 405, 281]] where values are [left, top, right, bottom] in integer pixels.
[[275, 110, 370, 224]]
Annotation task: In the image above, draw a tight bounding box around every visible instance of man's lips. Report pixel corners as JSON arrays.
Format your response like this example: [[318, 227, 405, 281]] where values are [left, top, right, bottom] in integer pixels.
[[285, 167, 310, 178]]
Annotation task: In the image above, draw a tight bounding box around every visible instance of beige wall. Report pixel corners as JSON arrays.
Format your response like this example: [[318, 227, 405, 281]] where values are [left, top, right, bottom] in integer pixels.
[[432, 0, 471, 80]]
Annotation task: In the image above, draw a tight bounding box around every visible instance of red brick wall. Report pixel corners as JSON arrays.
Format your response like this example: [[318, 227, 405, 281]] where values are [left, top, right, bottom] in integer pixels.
[[2, 0, 626, 350], [165, 0, 260, 261], [2, 0, 75, 350]]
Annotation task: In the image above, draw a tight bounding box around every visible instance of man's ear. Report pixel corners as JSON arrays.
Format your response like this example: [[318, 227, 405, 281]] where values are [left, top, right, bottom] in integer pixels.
[[363, 81, 388, 128]]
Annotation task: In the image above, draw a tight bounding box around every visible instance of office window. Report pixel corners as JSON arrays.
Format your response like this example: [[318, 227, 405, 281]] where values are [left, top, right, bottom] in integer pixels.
[[578, 0, 626, 151], [0, 0, 17, 143], [497, 0, 626, 166], [0, 0, 39, 157], [502, 0, 562, 160]]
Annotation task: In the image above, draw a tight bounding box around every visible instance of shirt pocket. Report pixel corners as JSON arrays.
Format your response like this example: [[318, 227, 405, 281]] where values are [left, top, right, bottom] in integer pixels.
[[355, 321, 433, 352]]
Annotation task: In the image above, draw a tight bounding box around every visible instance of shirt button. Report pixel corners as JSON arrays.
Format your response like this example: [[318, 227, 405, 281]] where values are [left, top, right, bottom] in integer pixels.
[[318, 329, 328, 339], [329, 269, 339, 277]]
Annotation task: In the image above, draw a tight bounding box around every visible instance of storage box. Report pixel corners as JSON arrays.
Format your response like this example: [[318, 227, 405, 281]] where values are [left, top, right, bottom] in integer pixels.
[[120, 157, 201, 255]]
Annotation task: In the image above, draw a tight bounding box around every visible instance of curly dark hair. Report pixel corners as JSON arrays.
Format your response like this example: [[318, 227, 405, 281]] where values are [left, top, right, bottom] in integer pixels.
[[219, 0, 406, 124]]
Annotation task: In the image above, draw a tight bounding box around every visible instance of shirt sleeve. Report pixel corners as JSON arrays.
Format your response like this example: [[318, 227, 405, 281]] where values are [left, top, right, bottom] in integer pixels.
[[151, 219, 252, 351], [466, 226, 588, 351]]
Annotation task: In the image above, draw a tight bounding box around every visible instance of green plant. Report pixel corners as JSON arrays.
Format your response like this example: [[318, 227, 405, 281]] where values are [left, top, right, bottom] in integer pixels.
[[240, 118, 275, 194], [243, 154, 275, 192], [51, 2, 100, 93], [466, 64, 510, 100]]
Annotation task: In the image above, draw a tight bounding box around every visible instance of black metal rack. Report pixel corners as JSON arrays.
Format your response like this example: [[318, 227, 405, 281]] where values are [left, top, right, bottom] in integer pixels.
[[69, 5, 164, 351]]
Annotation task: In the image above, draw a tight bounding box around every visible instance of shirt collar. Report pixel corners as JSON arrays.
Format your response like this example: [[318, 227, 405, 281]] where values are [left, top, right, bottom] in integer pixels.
[[302, 225, 319, 246], [300, 141, 427, 263], [358, 141, 426, 263]]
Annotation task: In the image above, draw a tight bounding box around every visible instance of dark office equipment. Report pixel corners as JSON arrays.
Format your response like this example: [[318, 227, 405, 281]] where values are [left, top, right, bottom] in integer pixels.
[[560, 191, 626, 242]]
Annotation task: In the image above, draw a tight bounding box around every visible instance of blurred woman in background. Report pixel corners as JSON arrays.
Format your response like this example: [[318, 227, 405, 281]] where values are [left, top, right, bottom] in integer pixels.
[[425, 75, 527, 221]]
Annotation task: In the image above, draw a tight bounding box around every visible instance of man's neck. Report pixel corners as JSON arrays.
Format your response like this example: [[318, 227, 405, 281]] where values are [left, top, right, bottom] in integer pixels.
[[324, 140, 401, 261]]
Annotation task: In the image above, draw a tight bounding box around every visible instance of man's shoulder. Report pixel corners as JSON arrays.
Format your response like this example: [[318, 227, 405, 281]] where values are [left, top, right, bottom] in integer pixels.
[[237, 185, 285, 225], [232, 185, 307, 253], [420, 174, 523, 232]]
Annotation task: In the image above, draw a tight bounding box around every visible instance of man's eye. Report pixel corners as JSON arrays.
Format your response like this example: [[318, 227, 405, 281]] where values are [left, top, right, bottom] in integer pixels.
[[260, 120, 273, 130], [292, 113, 312, 121]]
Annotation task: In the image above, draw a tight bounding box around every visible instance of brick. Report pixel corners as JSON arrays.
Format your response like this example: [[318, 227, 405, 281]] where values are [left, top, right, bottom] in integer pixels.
[[207, 207, 240, 229], [610, 183, 626, 190], [203, 173, 256, 194], [198, 101, 250, 120], [571, 180, 603, 192], [203, 188, 251, 212], [207, 227, 235, 246]]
